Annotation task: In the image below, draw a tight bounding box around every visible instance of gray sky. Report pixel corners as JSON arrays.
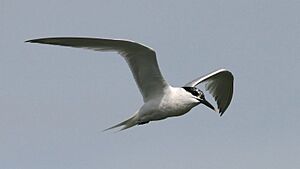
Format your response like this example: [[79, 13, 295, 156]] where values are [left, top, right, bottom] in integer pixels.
[[1, 0, 300, 169]]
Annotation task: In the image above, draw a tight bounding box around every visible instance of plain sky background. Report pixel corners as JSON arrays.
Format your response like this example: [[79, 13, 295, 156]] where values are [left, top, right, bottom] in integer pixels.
[[1, 0, 300, 169]]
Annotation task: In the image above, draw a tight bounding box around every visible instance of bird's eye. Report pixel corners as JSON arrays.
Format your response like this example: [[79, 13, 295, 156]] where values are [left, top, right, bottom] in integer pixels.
[[182, 87, 202, 97], [193, 91, 199, 96]]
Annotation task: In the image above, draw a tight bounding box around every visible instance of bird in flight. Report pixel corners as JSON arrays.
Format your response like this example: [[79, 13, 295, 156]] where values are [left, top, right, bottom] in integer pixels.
[[26, 37, 234, 131]]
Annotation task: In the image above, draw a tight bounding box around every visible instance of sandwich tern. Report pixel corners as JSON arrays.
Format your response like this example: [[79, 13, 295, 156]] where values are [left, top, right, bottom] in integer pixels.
[[26, 37, 234, 131]]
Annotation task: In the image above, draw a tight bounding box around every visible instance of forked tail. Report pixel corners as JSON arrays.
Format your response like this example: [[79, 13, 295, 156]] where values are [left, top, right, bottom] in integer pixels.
[[103, 114, 138, 132]]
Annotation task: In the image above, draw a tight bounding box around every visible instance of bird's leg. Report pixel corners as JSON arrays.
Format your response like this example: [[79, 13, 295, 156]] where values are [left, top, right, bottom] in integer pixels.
[[138, 121, 149, 125]]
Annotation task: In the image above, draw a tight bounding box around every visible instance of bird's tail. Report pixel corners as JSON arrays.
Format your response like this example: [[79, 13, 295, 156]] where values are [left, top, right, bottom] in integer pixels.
[[103, 114, 138, 132]]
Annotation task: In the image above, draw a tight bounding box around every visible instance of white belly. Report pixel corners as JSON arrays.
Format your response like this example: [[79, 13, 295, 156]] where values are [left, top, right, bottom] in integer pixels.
[[137, 87, 199, 122]]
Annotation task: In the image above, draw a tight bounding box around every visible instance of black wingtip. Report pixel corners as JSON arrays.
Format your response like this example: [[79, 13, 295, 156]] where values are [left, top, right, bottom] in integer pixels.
[[25, 39, 34, 43], [214, 107, 224, 117], [25, 38, 47, 43], [219, 111, 225, 117]]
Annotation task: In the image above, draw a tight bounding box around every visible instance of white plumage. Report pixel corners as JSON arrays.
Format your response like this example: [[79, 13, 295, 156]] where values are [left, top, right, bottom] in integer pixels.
[[26, 37, 234, 131]]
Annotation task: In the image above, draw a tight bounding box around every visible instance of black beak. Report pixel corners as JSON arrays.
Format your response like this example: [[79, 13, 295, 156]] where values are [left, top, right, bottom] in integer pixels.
[[200, 98, 216, 112]]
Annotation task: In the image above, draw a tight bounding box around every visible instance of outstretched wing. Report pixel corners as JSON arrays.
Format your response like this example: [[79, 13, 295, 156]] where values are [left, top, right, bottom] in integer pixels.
[[184, 69, 234, 116], [26, 37, 169, 102]]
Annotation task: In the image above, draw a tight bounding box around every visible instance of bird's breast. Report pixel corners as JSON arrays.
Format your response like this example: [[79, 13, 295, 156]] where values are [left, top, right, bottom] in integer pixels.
[[138, 87, 199, 122], [158, 98, 194, 117], [139, 96, 195, 122]]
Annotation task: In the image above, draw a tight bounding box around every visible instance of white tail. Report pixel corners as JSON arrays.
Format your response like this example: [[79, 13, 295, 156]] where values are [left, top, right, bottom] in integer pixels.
[[103, 114, 138, 132]]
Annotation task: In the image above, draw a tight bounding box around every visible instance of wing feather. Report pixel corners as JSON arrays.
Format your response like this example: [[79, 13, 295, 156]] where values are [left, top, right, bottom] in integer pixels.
[[184, 69, 234, 116], [26, 37, 169, 102]]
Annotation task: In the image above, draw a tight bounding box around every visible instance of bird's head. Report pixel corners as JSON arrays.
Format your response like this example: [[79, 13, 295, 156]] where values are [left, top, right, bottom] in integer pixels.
[[182, 87, 215, 111]]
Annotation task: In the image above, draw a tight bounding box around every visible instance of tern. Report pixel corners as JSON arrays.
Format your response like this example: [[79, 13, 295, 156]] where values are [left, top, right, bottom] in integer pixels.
[[26, 37, 234, 131]]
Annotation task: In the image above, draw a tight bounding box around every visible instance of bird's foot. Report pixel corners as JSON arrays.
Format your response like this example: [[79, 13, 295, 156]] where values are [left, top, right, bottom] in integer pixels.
[[138, 121, 149, 125]]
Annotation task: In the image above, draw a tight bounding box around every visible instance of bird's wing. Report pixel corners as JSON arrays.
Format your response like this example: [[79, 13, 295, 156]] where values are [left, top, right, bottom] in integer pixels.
[[26, 37, 169, 102], [184, 69, 234, 116]]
